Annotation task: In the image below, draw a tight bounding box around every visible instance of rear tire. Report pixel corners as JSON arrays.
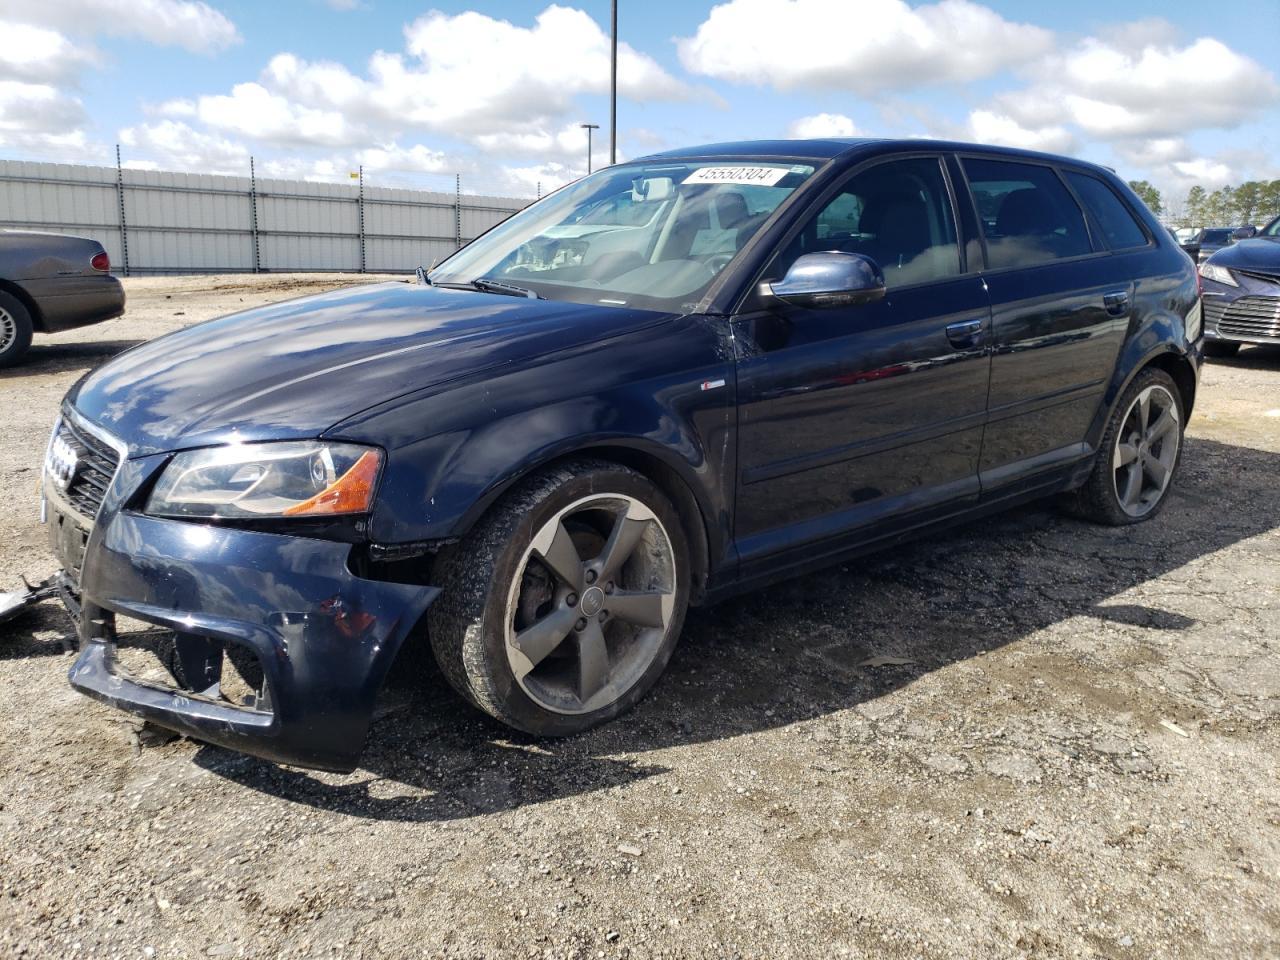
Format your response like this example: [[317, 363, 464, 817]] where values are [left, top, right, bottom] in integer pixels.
[[1072, 368, 1185, 526], [428, 459, 690, 736], [1203, 341, 1240, 359], [0, 292, 34, 369]]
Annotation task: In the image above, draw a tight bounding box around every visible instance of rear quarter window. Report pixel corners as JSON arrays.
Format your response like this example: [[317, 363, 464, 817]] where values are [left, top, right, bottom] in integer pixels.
[[1065, 172, 1149, 250]]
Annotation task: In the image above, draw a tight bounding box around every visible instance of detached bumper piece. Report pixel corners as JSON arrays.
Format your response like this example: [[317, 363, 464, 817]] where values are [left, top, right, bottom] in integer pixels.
[[0, 572, 78, 627]]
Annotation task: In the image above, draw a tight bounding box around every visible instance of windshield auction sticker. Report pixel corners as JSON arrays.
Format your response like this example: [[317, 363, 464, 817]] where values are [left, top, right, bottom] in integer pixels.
[[683, 166, 789, 187]]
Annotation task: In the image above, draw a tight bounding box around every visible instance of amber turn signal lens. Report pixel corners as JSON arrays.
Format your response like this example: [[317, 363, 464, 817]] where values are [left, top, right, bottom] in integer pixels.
[[283, 450, 382, 517]]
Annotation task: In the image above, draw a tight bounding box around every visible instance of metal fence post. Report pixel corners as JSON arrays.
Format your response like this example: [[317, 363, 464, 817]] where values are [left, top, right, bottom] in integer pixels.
[[249, 156, 262, 273], [455, 173, 462, 249], [357, 164, 366, 273], [114, 144, 130, 277]]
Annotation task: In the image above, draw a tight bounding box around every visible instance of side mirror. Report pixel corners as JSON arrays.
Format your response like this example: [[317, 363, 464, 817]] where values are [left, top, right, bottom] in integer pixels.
[[761, 251, 886, 309], [1232, 225, 1257, 240]]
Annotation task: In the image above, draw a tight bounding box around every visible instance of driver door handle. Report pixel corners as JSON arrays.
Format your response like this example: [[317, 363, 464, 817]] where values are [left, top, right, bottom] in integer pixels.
[[945, 318, 985, 349]]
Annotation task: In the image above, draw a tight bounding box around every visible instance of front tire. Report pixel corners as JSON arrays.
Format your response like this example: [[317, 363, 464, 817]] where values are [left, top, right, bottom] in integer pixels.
[[428, 459, 689, 736], [0, 292, 34, 369], [1073, 368, 1185, 526]]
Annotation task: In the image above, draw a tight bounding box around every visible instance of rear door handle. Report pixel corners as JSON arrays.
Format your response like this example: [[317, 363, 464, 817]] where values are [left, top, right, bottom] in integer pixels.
[[1103, 290, 1131, 317], [946, 318, 985, 348]]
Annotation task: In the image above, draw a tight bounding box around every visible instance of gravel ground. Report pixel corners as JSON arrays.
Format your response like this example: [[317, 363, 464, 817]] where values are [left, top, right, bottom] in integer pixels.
[[1, 275, 1278, 960]]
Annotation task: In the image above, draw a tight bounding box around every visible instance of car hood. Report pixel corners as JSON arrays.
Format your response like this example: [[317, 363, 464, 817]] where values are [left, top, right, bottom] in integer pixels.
[[1207, 236, 1280, 272], [69, 281, 673, 456]]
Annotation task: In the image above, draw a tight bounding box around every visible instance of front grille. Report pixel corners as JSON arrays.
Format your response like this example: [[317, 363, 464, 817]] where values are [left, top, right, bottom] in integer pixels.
[[55, 416, 123, 520], [1216, 296, 1280, 341]]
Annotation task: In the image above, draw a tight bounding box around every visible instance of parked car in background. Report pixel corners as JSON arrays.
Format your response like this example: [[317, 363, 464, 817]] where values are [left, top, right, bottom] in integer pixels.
[[1200, 213, 1280, 356], [1183, 226, 1238, 264], [39, 139, 1200, 772], [0, 231, 125, 368]]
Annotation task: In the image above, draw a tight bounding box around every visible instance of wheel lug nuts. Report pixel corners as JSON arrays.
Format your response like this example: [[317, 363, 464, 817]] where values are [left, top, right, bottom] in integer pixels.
[[575, 618, 587, 632], [566, 593, 578, 607], [585, 569, 598, 584], [605, 582, 614, 594], [599, 610, 609, 621]]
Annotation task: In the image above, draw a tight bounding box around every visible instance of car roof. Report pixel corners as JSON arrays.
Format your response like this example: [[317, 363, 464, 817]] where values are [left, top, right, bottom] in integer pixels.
[[637, 138, 1115, 175]]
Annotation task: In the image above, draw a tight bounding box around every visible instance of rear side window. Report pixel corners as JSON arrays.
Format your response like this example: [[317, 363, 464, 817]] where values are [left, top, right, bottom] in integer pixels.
[[963, 158, 1092, 268], [1065, 172, 1148, 249]]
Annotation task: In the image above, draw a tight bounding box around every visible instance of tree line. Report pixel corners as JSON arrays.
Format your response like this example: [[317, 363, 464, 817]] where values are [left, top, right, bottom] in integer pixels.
[[1127, 179, 1280, 229]]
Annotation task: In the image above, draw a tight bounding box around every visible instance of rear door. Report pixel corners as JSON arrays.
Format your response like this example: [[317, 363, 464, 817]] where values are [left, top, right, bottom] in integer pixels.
[[958, 156, 1131, 492], [731, 155, 992, 572]]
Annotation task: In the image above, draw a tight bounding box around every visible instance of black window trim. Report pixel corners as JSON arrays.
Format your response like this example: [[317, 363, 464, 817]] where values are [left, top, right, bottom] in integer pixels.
[[1057, 166, 1156, 253], [955, 152, 1112, 275], [732, 150, 976, 314]]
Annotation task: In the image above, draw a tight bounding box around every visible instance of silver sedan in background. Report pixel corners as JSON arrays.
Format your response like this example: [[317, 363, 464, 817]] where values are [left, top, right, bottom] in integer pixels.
[[0, 230, 125, 368]]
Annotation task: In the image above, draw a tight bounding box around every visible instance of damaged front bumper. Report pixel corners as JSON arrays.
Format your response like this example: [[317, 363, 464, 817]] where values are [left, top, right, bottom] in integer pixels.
[[45, 445, 440, 773]]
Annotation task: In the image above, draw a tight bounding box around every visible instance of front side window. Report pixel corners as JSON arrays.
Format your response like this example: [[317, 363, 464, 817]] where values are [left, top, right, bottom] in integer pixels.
[[769, 157, 961, 290], [1065, 172, 1148, 249], [430, 160, 817, 311], [963, 158, 1092, 268]]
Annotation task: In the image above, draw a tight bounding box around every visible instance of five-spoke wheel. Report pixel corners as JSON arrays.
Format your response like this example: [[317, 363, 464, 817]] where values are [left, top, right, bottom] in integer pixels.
[[428, 459, 689, 735], [507, 494, 677, 715], [1073, 367, 1185, 526]]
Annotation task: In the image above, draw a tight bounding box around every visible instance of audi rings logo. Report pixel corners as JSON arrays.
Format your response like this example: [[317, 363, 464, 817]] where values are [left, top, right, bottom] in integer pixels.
[[46, 431, 78, 490]]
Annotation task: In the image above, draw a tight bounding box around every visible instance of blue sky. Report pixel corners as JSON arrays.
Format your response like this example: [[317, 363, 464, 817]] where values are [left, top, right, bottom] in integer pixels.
[[1, 0, 1277, 206]]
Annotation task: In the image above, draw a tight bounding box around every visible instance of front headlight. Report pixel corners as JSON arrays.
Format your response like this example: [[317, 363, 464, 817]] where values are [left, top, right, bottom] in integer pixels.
[[1199, 263, 1237, 287], [146, 441, 382, 520]]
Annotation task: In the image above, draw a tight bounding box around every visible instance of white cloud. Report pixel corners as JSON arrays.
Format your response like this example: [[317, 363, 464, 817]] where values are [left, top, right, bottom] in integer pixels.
[[255, 6, 687, 146], [787, 113, 858, 138], [989, 34, 1278, 144], [195, 82, 364, 147], [678, 0, 1052, 93], [0, 79, 95, 157], [966, 109, 1074, 154], [0, 21, 96, 83], [118, 119, 250, 174], [0, 0, 239, 53]]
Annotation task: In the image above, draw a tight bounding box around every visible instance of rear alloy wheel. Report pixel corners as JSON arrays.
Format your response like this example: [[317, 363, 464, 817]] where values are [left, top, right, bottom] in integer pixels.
[[0, 292, 34, 369], [428, 460, 689, 735], [1072, 368, 1184, 525]]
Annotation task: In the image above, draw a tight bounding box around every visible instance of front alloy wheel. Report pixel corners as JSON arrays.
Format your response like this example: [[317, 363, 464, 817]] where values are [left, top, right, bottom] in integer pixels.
[[428, 459, 689, 736]]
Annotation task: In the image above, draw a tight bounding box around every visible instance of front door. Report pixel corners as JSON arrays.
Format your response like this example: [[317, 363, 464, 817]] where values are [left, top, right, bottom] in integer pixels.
[[731, 156, 992, 573]]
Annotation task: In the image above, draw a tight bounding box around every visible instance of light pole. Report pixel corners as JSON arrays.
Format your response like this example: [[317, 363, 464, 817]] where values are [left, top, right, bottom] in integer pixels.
[[580, 122, 599, 175], [609, 0, 617, 166]]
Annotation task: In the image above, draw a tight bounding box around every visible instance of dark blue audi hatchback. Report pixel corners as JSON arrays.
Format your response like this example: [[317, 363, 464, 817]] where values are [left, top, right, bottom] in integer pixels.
[[42, 139, 1202, 771]]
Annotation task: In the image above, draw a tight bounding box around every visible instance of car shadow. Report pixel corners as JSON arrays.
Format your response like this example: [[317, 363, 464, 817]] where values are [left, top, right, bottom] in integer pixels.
[[1207, 343, 1280, 369], [181, 435, 1280, 821], [0, 339, 145, 378]]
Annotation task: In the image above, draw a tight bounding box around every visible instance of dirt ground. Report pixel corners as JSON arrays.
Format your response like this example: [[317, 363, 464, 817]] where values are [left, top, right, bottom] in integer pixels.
[[1, 274, 1277, 959]]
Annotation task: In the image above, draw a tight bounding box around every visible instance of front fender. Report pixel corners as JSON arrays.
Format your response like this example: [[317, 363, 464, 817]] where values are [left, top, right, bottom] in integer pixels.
[[332, 314, 736, 569]]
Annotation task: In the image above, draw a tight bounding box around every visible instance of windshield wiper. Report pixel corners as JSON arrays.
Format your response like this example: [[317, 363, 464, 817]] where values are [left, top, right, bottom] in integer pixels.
[[469, 276, 543, 299]]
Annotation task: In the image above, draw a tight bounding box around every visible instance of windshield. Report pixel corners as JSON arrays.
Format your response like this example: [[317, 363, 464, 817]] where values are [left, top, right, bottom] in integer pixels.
[[1262, 216, 1280, 237], [430, 160, 819, 311]]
